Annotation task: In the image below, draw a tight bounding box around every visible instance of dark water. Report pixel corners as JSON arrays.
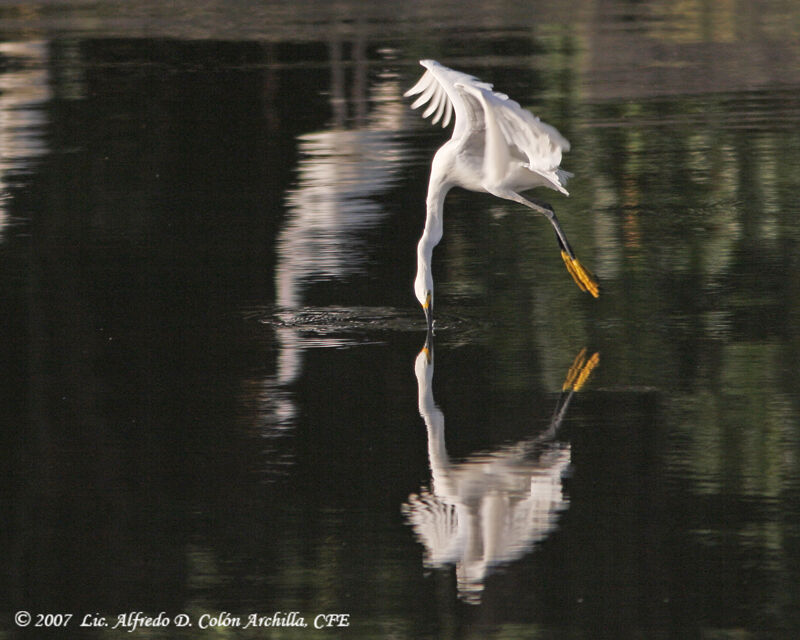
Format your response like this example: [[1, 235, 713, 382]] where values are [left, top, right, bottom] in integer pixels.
[[2, 1, 800, 638]]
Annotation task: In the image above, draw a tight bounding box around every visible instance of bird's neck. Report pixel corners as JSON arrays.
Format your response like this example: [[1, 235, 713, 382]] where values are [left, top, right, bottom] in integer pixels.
[[415, 186, 447, 301], [421, 182, 447, 251]]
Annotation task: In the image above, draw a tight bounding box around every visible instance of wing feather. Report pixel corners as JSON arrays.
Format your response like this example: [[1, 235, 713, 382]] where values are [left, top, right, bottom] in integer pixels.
[[410, 80, 438, 110], [405, 59, 491, 138], [422, 89, 444, 119], [441, 99, 453, 128], [430, 92, 448, 125]]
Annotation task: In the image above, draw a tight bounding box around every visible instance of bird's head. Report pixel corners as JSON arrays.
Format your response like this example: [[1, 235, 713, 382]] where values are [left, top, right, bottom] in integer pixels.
[[414, 274, 433, 333]]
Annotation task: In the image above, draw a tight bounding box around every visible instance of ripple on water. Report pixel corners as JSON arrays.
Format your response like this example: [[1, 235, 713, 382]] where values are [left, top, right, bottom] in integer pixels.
[[245, 305, 487, 345]]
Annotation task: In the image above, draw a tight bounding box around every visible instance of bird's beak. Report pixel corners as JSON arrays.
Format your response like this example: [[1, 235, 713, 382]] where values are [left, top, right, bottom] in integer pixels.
[[422, 291, 433, 333]]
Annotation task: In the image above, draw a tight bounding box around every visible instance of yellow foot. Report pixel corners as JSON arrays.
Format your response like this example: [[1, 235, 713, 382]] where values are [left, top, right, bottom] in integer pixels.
[[561, 251, 600, 298], [562, 347, 600, 392]]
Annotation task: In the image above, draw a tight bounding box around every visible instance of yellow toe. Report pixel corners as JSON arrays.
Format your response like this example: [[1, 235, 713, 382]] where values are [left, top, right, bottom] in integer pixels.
[[561, 251, 600, 298]]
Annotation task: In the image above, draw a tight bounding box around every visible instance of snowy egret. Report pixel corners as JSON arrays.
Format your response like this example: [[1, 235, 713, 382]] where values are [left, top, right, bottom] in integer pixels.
[[406, 60, 599, 330]]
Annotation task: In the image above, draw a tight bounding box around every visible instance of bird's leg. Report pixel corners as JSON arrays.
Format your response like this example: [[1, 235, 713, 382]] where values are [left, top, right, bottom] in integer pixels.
[[489, 190, 572, 251], [493, 189, 599, 298], [522, 197, 575, 257]]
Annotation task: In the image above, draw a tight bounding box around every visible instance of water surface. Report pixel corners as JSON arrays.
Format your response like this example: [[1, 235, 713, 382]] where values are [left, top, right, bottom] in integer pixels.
[[2, 1, 800, 638]]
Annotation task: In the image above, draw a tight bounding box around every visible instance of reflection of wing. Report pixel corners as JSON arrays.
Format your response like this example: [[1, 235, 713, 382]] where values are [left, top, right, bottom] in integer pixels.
[[404, 444, 571, 603], [401, 491, 460, 565], [489, 448, 572, 562]]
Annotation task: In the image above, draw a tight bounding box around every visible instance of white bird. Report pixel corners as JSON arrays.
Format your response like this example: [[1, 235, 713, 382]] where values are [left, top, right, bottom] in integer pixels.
[[405, 60, 599, 330]]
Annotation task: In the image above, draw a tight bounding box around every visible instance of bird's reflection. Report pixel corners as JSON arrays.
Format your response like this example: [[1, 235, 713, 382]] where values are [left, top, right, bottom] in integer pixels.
[[403, 336, 598, 604]]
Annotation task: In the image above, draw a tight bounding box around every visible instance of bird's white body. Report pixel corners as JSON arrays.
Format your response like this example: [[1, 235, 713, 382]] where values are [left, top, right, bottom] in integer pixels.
[[406, 60, 597, 324]]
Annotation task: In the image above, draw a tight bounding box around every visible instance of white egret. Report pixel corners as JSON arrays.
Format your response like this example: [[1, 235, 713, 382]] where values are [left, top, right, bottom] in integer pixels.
[[405, 60, 599, 329]]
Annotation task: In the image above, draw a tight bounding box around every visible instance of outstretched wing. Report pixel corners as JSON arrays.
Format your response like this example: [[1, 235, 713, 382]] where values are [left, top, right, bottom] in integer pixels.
[[456, 81, 570, 189], [404, 59, 492, 139], [406, 60, 571, 191]]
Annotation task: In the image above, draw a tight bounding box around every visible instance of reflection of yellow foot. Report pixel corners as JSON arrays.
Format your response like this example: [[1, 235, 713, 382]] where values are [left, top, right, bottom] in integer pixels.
[[563, 347, 600, 392], [561, 251, 600, 298]]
